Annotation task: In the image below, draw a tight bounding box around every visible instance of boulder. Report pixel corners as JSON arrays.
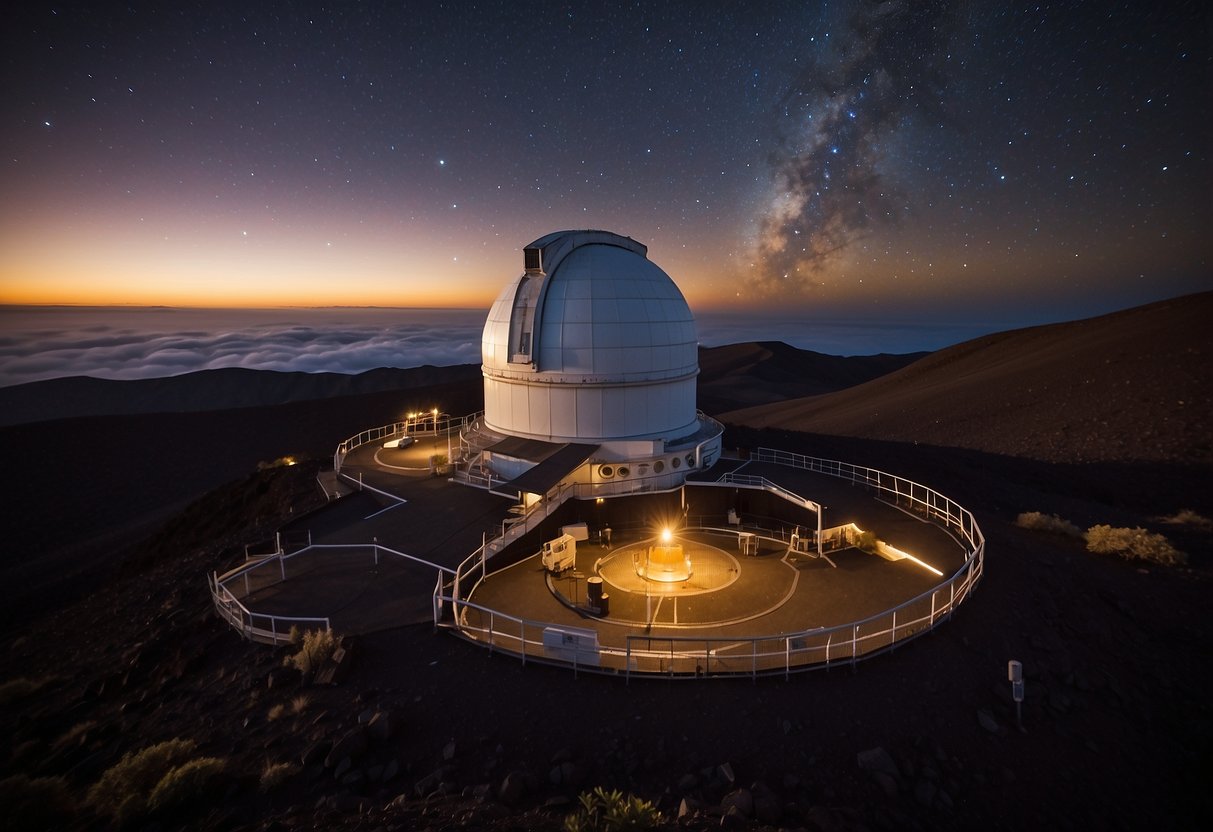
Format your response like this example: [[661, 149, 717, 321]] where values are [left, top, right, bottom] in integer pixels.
[[720, 788, 753, 818], [678, 796, 702, 819], [720, 805, 748, 830], [677, 772, 699, 793], [301, 739, 330, 767], [857, 746, 901, 798], [324, 727, 367, 768], [498, 771, 527, 807], [856, 746, 901, 781], [717, 762, 736, 787], [751, 782, 782, 824], [367, 711, 396, 743]]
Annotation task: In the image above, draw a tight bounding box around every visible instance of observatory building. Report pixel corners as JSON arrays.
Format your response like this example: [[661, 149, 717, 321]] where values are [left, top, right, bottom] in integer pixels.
[[218, 229, 984, 677], [463, 230, 722, 500]]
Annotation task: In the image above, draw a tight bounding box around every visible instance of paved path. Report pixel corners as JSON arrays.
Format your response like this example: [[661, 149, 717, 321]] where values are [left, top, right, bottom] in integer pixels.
[[240, 450, 971, 664]]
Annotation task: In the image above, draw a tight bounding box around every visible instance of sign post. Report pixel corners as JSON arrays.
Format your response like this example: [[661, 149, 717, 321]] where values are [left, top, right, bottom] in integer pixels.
[[1008, 660, 1025, 731]]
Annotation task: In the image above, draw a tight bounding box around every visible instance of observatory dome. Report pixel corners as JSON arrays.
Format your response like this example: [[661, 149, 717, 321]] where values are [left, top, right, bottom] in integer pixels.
[[481, 230, 700, 444]]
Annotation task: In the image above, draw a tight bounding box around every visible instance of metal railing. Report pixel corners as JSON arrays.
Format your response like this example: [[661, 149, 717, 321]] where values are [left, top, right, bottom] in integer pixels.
[[215, 443, 984, 678], [333, 414, 471, 473], [208, 542, 455, 645], [208, 554, 331, 646], [444, 447, 984, 679]]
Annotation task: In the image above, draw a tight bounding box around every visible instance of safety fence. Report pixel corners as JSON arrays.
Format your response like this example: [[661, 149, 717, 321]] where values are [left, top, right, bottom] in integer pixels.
[[333, 414, 471, 473], [212, 447, 984, 677], [209, 541, 454, 645]]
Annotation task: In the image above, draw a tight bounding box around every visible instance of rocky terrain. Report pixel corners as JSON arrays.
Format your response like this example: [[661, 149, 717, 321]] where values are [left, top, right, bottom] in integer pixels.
[[1, 296, 1210, 831]]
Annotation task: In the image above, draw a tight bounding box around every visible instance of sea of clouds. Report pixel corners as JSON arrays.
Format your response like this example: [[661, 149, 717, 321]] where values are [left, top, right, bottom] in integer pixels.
[[0, 307, 486, 388], [0, 305, 1003, 389]]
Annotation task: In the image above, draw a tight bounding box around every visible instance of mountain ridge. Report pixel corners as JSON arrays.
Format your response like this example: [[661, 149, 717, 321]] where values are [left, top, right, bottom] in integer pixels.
[[723, 291, 1212, 465]]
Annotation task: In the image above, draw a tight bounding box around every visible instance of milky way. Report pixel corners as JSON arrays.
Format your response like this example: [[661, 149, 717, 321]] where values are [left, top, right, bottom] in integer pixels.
[[1, 1, 1209, 323], [753, 1, 958, 295]]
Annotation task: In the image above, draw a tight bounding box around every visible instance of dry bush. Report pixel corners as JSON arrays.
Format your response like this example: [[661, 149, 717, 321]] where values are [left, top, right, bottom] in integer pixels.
[[1158, 509, 1212, 528], [87, 738, 198, 826], [267, 703, 286, 721], [1016, 512, 1083, 538], [53, 720, 98, 752], [290, 693, 312, 715], [1085, 525, 1187, 566], [283, 628, 337, 678], [259, 760, 298, 793], [0, 676, 56, 706], [145, 757, 227, 815], [565, 786, 662, 832]]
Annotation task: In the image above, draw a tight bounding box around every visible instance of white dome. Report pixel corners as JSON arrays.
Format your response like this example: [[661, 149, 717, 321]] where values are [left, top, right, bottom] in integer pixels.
[[481, 230, 700, 443], [482, 235, 697, 380]]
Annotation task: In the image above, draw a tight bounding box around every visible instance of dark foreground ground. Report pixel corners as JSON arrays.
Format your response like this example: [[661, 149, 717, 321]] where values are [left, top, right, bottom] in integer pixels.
[[1, 300, 1210, 830], [0, 426, 1209, 832]]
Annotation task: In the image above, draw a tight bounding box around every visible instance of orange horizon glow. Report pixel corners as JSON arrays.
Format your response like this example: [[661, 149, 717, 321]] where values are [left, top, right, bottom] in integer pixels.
[[0, 241, 750, 311]]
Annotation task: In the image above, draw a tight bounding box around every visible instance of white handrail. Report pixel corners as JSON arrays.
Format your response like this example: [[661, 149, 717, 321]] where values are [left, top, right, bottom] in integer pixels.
[[217, 443, 984, 677]]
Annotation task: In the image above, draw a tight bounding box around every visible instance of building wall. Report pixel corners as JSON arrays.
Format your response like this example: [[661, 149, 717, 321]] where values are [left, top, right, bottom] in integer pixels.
[[482, 374, 698, 443]]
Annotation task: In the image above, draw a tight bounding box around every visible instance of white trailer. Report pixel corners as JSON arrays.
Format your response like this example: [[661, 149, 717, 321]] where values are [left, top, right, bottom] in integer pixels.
[[541, 533, 576, 573]]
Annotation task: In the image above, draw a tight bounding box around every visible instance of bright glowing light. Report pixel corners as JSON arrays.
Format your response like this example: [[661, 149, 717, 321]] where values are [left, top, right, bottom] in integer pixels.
[[882, 544, 944, 577], [661, 528, 672, 544]]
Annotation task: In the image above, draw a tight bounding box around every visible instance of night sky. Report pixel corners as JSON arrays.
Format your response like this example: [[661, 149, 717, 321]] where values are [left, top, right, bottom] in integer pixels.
[[2, 1, 1209, 324]]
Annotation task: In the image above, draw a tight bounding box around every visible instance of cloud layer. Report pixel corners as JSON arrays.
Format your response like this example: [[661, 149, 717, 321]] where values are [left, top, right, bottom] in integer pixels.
[[0, 304, 1007, 389], [0, 308, 485, 388]]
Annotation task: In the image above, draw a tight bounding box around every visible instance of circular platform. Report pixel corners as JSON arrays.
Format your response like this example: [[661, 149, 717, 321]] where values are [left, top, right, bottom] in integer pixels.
[[596, 536, 740, 597]]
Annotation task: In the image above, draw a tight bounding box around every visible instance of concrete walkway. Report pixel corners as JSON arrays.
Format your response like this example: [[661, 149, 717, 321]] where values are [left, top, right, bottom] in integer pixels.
[[236, 450, 970, 672]]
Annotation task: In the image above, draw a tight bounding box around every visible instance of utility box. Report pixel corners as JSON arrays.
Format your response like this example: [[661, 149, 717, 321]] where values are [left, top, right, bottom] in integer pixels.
[[542, 533, 576, 573], [561, 522, 589, 541]]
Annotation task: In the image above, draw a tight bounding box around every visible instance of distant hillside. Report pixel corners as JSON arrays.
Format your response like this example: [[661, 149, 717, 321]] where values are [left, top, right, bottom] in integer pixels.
[[723, 292, 1212, 465], [696, 341, 926, 414], [1, 342, 923, 427], [0, 364, 482, 426]]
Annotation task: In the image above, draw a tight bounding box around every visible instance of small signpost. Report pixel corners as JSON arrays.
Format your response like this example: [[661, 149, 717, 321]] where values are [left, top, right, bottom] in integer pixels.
[[1008, 660, 1025, 731]]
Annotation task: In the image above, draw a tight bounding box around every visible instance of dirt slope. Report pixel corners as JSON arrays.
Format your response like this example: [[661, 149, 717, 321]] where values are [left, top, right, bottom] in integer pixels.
[[696, 341, 925, 414], [723, 292, 1212, 464]]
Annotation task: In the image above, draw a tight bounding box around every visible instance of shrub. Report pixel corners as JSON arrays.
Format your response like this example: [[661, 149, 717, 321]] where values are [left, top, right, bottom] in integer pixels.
[[1085, 525, 1187, 566], [0, 774, 77, 831], [283, 628, 337, 678], [267, 703, 286, 721], [1159, 509, 1212, 528], [0, 676, 55, 706], [564, 786, 662, 832], [259, 760, 298, 793], [53, 719, 98, 752], [290, 693, 312, 715], [87, 738, 198, 822], [146, 756, 227, 815], [1016, 512, 1083, 538]]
